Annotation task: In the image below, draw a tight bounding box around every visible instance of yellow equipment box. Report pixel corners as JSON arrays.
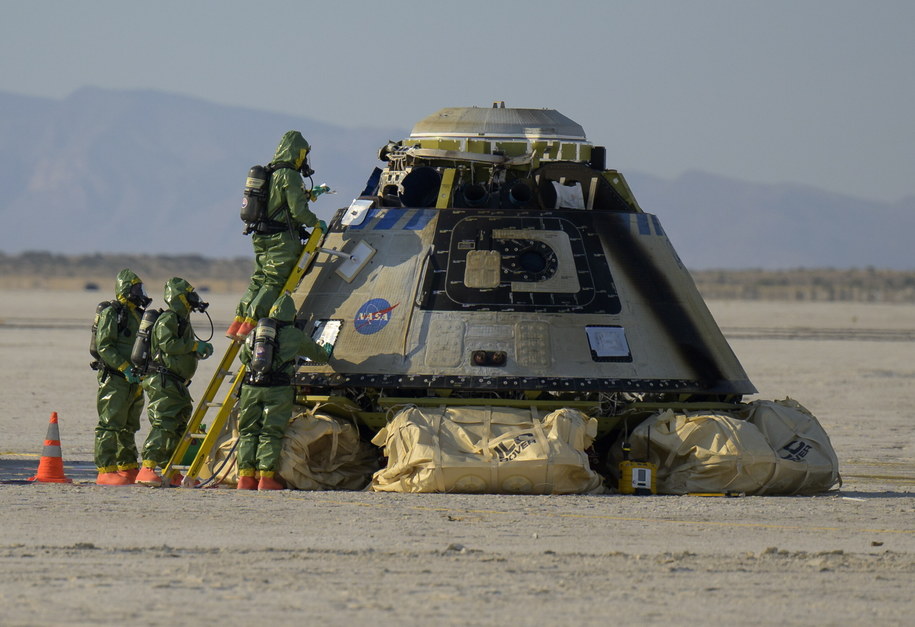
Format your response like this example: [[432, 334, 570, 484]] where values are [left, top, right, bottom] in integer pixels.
[[619, 460, 657, 495]]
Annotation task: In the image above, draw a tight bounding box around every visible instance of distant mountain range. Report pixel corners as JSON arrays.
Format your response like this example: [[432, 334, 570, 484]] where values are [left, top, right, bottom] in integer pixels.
[[2, 87, 912, 269], [626, 171, 915, 270], [0, 88, 402, 259]]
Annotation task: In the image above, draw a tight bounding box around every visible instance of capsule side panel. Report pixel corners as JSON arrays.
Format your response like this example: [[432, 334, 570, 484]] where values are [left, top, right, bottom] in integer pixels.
[[293, 207, 753, 395]]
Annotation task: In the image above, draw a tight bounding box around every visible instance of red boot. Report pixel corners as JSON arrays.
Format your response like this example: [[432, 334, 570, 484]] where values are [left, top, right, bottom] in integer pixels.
[[236, 319, 256, 339], [136, 466, 163, 487], [226, 317, 244, 340], [118, 467, 139, 483], [258, 474, 285, 491], [237, 475, 258, 490], [96, 471, 133, 486]]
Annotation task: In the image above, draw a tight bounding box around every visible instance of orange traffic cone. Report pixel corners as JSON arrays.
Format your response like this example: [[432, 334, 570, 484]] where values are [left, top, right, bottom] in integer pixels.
[[28, 412, 73, 483]]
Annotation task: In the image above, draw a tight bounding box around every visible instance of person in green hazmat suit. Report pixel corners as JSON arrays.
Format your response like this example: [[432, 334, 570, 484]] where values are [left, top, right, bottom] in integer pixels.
[[236, 293, 330, 490], [136, 277, 213, 487], [227, 130, 328, 340], [93, 269, 152, 486]]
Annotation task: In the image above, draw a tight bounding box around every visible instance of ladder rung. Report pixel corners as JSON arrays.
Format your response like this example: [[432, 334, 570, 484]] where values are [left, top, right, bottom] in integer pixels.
[[205, 401, 223, 408], [171, 465, 189, 471], [189, 432, 206, 439]]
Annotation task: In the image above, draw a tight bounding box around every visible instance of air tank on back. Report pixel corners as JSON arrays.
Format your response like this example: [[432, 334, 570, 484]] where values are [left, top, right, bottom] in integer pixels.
[[291, 102, 755, 440]]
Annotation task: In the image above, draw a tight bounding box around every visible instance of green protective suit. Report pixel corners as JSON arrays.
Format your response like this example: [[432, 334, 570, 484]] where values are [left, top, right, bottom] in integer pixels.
[[237, 293, 327, 475], [94, 269, 145, 472], [235, 131, 320, 324], [141, 277, 204, 468]]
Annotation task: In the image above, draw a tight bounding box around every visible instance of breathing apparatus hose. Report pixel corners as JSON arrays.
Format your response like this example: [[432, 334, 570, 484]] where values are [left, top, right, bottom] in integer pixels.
[[193, 309, 215, 343], [196, 437, 239, 489]]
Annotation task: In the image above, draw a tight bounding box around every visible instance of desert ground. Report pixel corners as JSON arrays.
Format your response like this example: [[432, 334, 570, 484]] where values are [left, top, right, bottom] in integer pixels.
[[0, 288, 913, 626]]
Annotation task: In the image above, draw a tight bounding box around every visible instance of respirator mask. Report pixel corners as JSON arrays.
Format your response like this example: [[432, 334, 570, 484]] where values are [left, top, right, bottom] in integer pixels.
[[186, 290, 209, 313], [299, 152, 315, 179], [127, 282, 152, 308]]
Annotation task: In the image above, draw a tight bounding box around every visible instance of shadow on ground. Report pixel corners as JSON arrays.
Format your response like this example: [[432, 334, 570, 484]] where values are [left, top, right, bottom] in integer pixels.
[[0, 455, 97, 484]]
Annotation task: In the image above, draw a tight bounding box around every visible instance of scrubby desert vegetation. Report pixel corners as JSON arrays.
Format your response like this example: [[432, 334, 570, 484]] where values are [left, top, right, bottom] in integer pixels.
[[0, 251, 252, 293], [691, 267, 915, 302], [1, 251, 914, 301]]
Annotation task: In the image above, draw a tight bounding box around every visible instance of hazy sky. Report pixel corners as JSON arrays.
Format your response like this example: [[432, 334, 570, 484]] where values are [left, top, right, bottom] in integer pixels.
[[3, 0, 913, 203]]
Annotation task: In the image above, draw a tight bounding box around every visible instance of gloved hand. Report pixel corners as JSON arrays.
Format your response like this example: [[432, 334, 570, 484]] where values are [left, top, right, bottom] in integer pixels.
[[315, 219, 328, 234], [194, 341, 214, 359], [309, 184, 332, 202], [322, 342, 333, 359], [123, 366, 142, 384]]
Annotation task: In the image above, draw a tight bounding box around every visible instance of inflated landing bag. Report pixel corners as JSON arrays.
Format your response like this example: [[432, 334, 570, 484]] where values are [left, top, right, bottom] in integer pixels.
[[277, 410, 379, 490], [204, 409, 379, 490], [370, 405, 606, 494], [629, 398, 840, 495]]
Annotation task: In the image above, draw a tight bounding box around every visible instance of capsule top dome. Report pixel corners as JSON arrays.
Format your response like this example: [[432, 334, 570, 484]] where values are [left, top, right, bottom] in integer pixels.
[[410, 106, 587, 142]]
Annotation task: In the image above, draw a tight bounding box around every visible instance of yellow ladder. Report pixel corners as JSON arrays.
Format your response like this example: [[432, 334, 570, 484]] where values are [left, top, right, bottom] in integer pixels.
[[163, 226, 327, 487]]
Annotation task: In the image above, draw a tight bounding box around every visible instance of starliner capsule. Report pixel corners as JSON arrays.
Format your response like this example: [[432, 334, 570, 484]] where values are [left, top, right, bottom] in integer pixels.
[[292, 102, 755, 442]]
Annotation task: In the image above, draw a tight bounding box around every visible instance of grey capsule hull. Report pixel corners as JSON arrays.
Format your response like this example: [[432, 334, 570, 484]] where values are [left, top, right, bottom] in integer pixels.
[[293, 205, 754, 396]]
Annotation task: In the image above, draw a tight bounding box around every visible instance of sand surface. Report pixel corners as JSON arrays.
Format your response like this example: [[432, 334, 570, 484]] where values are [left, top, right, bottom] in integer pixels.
[[1, 289, 913, 626]]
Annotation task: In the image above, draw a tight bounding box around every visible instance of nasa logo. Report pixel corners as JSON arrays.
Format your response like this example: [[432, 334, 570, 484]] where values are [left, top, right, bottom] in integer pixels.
[[241, 197, 249, 209], [354, 298, 399, 335]]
